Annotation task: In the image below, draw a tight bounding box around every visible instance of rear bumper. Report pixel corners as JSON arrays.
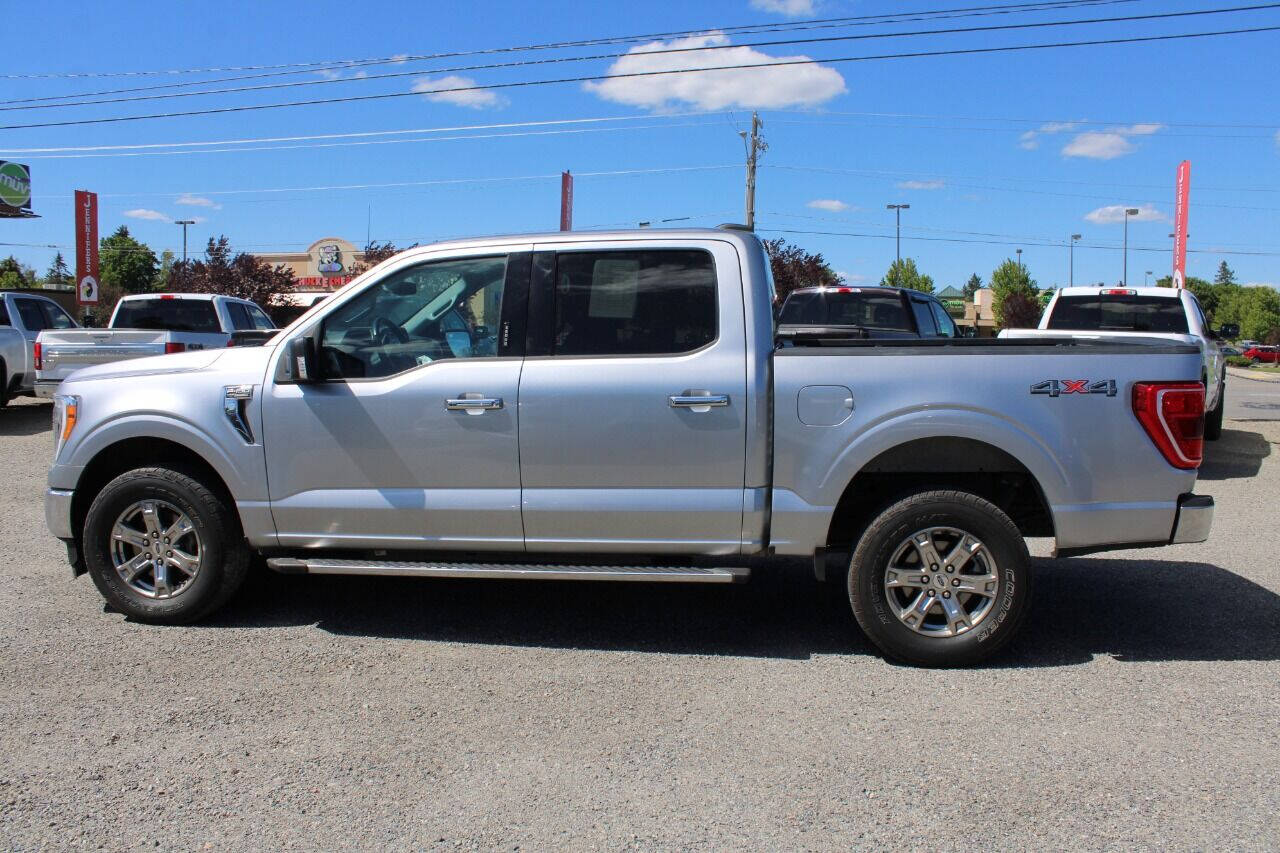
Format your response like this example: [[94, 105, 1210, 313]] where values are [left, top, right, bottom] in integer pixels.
[[34, 380, 59, 399], [1170, 493, 1214, 544]]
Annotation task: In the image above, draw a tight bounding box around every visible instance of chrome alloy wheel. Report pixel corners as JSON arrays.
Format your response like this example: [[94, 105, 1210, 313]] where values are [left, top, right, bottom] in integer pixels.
[[109, 500, 202, 600], [883, 527, 999, 637]]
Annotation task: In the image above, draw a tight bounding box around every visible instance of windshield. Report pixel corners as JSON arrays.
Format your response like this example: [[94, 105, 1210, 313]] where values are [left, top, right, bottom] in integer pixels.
[[779, 290, 912, 331], [112, 298, 221, 333], [1047, 295, 1189, 334]]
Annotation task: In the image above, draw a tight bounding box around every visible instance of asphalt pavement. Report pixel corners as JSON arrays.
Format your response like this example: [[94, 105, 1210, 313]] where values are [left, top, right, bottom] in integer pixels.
[[1226, 367, 1280, 421], [1, 395, 1278, 850]]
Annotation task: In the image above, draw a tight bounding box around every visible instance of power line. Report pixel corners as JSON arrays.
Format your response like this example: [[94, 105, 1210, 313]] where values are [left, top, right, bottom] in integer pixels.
[[3, 1, 1221, 112], [768, 107, 1280, 131], [6, 24, 1277, 132], [0, 0, 1133, 82]]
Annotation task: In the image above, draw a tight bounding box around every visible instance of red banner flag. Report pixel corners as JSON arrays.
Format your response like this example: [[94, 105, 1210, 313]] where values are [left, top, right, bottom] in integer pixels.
[[1172, 160, 1190, 289], [559, 171, 573, 231], [74, 190, 99, 305]]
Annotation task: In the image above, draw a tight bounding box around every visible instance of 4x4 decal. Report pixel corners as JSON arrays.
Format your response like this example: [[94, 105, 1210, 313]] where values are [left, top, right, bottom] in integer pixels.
[[1030, 379, 1117, 398]]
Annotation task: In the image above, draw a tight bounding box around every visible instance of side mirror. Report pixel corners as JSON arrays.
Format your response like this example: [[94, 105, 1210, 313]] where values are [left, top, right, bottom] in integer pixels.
[[287, 335, 319, 383], [1218, 323, 1239, 340]]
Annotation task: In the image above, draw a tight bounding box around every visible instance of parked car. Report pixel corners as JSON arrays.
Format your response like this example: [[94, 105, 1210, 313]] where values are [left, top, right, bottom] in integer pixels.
[[776, 285, 960, 342], [44, 227, 1214, 666], [0, 291, 78, 407], [35, 293, 278, 398], [1221, 346, 1242, 357], [999, 286, 1236, 440], [1242, 345, 1280, 365]]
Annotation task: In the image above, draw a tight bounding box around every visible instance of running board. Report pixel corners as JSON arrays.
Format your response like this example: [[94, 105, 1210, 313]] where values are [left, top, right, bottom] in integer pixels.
[[266, 557, 749, 584]]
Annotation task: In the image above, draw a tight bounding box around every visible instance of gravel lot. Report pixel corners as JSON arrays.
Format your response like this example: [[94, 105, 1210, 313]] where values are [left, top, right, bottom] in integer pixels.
[[2, 395, 1278, 850]]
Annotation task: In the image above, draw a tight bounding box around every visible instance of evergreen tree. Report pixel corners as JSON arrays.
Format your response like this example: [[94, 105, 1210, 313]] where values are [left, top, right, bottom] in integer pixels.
[[44, 252, 72, 287], [1214, 261, 1237, 286]]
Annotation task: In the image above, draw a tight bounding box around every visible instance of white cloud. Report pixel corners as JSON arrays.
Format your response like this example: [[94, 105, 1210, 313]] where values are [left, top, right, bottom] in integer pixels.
[[390, 53, 409, 64], [175, 193, 221, 210], [807, 198, 849, 212], [897, 179, 944, 190], [584, 32, 846, 111], [841, 272, 870, 283], [1062, 123, 1164, 160], [1083, 204, 1169, 224], [750, 0, 815, 15], [1017, 120, 1083, 150], [412, 75, 507, 109], [123, 208, 169, 222]]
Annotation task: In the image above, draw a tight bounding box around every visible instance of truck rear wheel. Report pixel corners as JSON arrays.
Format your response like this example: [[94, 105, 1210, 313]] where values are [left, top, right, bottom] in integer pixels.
[[82, 467, 251, 624], [848, 490, 1031, 667], [1204, 386, 1224, 441]]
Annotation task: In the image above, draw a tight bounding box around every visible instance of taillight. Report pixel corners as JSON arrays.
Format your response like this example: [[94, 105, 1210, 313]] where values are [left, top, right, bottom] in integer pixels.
[[164, 342, 186, 355], [33, 341, 42, 369], [1132, 382, 1204, 469]]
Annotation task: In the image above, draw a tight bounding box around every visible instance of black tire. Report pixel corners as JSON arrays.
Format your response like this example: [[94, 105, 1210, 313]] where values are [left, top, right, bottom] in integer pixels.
[[82, 467, 251, 624], [0, 361, 8, 408], [1251, 357, 1260, 365], [848, 489, 1032, 667], [1204, 385, 1225, 441]]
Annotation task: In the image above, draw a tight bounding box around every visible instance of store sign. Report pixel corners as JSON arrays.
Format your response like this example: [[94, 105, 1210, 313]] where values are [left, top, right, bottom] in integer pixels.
[[1172, 160, 1190, 290], [316, 243, 343, 273], [0, 161, 33, 217], [75, 190, 99, 305], [296, 275, 355, 289]]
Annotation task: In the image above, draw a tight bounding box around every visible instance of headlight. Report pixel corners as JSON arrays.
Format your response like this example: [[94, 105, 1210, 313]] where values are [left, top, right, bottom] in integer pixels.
[[52, 394, 79, 460]]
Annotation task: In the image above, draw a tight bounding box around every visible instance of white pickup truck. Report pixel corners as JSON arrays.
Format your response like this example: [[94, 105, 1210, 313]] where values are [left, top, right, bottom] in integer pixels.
[[35, 292, 277, 398], [0, 291, 79, 407], [1000, 286, 1236, 439]]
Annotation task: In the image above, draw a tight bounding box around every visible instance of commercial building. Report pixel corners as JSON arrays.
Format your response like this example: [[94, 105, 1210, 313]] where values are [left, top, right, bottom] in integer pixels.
[[253, 237, 365, 306]]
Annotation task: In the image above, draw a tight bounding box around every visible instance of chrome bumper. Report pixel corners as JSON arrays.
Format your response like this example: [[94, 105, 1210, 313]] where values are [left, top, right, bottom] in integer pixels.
[[34, 381, 59, 399], [1170, 493, 1214, 544], [45, 488, 74, 540]]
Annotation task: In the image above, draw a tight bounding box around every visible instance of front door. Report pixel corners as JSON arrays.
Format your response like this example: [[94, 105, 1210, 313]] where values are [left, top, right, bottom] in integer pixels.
[[263, 249, 529, 550], [517, 240, 748, 554]]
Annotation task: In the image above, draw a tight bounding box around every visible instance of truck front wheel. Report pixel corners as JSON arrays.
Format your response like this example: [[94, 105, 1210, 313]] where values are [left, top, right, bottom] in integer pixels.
[[848, 490, 1032, 667], [82, 467, 251, 624]]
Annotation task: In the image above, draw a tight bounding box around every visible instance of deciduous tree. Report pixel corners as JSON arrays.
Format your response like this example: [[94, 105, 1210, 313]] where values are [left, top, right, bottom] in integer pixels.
[[100, 226, 158, 295], [168, 236, 296, 309], [880, 257, 934, 293], [990, 258, 1039, 329], [761, 238, 839, 302]]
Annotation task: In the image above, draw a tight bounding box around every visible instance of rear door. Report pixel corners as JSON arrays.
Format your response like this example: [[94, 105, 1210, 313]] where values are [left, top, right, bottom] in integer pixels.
[[517, 239, 748, 554]]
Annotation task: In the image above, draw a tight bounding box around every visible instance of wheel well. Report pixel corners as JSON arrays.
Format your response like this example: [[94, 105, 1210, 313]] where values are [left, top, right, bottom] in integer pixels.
[[825, 437, 1054, 549], [70, 438, 238, 540]]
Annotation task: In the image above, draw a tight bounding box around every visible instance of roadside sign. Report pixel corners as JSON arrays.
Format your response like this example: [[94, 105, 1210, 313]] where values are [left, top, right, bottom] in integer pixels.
[[560, 171, 573, 231], [75, 190, 99, 305], [1172, 160, 1190, 289], [0, 160, 34, 218]]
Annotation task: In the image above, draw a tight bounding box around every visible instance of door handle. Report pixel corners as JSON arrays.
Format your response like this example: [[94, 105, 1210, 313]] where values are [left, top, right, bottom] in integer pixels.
[[669, 394, 730, 409], [446, 396, 504, 413]]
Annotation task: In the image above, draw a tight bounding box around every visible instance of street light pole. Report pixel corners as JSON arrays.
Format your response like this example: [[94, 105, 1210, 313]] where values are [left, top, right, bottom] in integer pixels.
[[886, 204, 909, 263], [1016, 248, 1023, 271], [1069, 234, 1081, 286], [174, 219, 195, 263], [1145, 270, 1152, 286], [1122, 207, 1139, 285]]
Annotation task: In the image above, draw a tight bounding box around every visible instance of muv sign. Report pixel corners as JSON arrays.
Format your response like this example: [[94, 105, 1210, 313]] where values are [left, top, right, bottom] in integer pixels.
[[0, 161, 32, 217]]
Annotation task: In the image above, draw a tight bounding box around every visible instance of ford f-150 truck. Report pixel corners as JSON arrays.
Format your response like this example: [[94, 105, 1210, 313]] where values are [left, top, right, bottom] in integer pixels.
[[999, 286, 1236, 440], [44, 228, 1214, 666], [34, 292, 277, 398], [0, 291, 78, 407]]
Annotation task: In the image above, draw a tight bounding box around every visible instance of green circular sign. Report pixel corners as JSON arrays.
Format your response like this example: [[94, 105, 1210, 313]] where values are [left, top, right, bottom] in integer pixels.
[[0, 161, 31, 209]]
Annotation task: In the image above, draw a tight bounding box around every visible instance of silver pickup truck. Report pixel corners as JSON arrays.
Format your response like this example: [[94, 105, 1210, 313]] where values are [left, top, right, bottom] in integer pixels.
[[34, 292, 277, 398], [0, 291, 78, 406], [44, 228, 1214, 666]]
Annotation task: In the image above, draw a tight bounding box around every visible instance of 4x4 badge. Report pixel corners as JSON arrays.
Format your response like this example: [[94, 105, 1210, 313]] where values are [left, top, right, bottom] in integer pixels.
[[1030, 379, 1117, 398]]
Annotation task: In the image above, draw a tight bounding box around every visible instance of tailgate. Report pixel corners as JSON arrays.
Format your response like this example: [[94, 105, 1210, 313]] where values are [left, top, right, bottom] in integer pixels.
[[36, 329, 170, 381]]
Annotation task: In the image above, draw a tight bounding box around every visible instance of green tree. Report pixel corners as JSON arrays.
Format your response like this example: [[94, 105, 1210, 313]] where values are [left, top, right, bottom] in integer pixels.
[[1213, 260, 1236, 286], [346, 240, 410, 278], [44, 251, 72, 288], [0, 255, 29, 289], [990, 258, 1039, 329], [880, 257, 934, 293], [962, 273, 983, 301], [99, 226, 158, 295], [1215, 285, 1280, 341], [761, 238, 840, 302], [153, 249, 175, 290]]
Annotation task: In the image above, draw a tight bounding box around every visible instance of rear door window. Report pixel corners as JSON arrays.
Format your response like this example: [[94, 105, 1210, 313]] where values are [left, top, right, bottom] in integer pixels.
[[909, 298, 937, 336], [112, 298, 222, 332], [1047, 295, 1189, 333], [225, 302, 253, 330], [40, 301, 76, 329], [551, 249, 716, 356], [0, 299, 10, 326], [245, 303, 276, 330], [928, 300, 957, 338], [14, 299, 47, 331]]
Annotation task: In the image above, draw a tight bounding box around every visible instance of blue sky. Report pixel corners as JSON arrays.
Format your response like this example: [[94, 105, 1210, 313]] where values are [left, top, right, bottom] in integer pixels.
[[3, 0, 1278, 289]]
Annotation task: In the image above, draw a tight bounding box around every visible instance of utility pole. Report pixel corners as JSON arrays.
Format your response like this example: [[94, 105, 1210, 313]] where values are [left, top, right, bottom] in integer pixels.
[[887, 203, 909, 262], [1122, 207, 1139, 285], [741, 112, 766, 230], [174, 219, 195, 262], [1069, 234, 1081, 286]]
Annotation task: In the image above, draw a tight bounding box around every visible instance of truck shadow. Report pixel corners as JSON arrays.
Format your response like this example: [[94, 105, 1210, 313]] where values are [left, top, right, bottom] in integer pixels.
[[1198, 427, 1271, 480], [0, 400, 51, 437], [214, 555, 1280, 666]]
